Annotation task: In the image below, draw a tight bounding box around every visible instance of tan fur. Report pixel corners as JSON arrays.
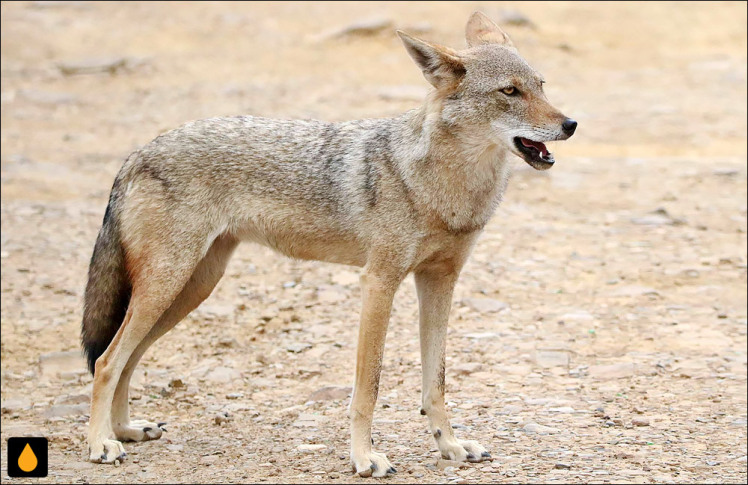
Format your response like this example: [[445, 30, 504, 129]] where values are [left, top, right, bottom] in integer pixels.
[[82, 12, 576, 477]]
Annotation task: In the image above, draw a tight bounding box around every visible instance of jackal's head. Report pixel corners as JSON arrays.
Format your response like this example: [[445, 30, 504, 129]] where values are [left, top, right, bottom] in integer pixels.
[[398, 11, 576, 170]]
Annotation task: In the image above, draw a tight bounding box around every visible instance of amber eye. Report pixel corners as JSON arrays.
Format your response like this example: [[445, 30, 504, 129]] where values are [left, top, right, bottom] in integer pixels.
[[501, 86, 517, 95]]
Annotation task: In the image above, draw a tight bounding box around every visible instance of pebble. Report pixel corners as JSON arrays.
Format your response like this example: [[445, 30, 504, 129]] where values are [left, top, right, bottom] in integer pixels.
[[522, 422, 560, 434], [462, 298, 508, 313], [203, 367, 241, 384], [451, 363, 483, 376], [307, 386, 351, 402], [57, 57, 133, 76], [297, 444, 327, 452], [554, 463, 572, 470], [214, 412, 231, 425], [632, 418, 650, 427], [286, 342, 312, 353], [1, 399, 31, 413], [168, 377, 186, 389]]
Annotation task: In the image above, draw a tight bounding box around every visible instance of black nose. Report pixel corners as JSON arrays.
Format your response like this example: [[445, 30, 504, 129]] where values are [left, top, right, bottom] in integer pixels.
[[562, 118, 577, 136]]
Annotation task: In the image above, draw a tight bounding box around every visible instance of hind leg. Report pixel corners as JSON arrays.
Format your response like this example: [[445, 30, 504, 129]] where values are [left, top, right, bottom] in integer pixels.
[[111, 235, 238, 442], [88, 233, 209, 464]]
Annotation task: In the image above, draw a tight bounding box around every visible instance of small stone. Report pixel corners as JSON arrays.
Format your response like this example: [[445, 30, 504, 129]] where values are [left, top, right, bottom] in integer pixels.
[[200, 454, 219, 465], [462, 298, 508, 313], [307, 386, 352, 402], [287, 342, 312, 353], [608, 286, 660, 298], [19, 89, 78, 105], [631, 214, 674, 226], [226, 393, 244, 400], [57, 57, 132, 76], [452, 363, 483, 376], [214, 412, 231, 425], [297, 444, 327, 452], [632, 418, 650, 427], [203, 367, 241, 384], [522, 422, 560, 434], [554, 463, 572, 470], [549, 406, 576, 413], [217, 337, 238, 348], [1, 399, 31, 413], [199, 304, 235, 319], [713, 168, 739, 177], [168, 377, 186, 389]]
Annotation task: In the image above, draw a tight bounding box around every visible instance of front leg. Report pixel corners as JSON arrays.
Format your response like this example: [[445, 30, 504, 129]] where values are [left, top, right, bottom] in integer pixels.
[[349, 268, 402, 478], [415, 263, 491, 463]]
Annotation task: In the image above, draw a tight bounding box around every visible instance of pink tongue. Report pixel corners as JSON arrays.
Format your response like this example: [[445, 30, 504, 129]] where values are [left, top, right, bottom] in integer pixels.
[[520, 138, 548, 157]]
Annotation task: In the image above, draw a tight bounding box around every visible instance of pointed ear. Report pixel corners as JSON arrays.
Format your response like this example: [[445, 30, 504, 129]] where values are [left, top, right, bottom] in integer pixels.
[[397, 30, 465, 89], [465, 11, 513, 47]]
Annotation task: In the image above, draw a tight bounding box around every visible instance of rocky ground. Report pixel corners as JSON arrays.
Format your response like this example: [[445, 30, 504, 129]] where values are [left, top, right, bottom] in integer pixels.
[[1, 1, 746, 483]]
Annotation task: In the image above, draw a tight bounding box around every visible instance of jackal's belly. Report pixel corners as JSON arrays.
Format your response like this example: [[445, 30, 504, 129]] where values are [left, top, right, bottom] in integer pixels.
[[235, 219, 367, 267]]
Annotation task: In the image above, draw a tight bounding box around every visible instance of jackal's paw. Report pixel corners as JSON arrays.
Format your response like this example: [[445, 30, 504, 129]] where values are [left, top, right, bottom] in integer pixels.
[[89, 439, 126, 464], [351, 450, 396, 478], [439, 439, 490, 463], [113, 420, 166, 442]]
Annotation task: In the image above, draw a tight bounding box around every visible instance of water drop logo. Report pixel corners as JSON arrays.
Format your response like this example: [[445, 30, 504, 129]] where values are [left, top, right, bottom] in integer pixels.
[[8, 437, 48, 477], [18, 443, 38, 472]]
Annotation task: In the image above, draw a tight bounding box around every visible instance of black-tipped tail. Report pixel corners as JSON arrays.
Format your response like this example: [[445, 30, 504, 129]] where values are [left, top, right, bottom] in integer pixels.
[[81, 198, 131, 375]]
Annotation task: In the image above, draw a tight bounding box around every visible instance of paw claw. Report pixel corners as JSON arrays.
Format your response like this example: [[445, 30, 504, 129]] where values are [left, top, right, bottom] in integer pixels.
[[352, 450, 394, 478], [115, 420, 164, 442], [91, 439, 126, 464], [157, 422, 167, 427]]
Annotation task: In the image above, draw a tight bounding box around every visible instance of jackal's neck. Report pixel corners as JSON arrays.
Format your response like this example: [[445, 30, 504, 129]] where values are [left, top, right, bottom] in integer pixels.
[[396, 105, 512, 234]]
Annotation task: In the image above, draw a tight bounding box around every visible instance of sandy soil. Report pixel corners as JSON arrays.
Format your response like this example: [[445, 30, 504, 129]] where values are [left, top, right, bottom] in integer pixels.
[[1, 1, 746, 483]]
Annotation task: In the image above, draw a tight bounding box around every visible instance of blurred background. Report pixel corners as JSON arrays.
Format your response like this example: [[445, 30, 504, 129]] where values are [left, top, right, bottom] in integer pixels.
[[1, 2, 746, 483]]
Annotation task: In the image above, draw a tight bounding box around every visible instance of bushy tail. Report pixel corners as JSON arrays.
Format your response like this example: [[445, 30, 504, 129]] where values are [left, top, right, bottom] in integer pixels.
[[81, 196, 132, 375]]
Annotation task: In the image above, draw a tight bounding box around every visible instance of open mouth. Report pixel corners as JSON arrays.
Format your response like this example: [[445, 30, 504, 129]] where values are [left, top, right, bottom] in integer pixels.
[[513, 137, 555, 170]]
